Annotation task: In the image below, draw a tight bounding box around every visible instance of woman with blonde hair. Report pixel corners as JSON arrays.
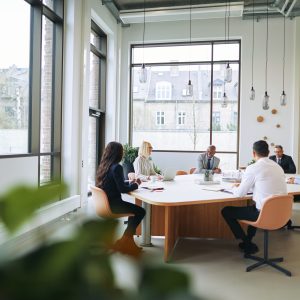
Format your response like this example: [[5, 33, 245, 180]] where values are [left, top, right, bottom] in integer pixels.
[[133, 141, 162, 181]]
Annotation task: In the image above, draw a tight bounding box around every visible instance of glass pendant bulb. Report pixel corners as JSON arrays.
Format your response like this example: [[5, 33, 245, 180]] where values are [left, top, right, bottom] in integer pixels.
[[262, 91, 269, 110], [139, 63, 147, 83], [221, 92, 228, 108], [280, 90, 287, 106], [224, 63, 232, 83], [250, 86, 255, 100], [187, 79, 193, 96]]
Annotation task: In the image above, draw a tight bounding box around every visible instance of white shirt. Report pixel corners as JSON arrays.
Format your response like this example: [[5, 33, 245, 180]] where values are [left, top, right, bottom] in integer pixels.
[[232, 157, 287, 209]]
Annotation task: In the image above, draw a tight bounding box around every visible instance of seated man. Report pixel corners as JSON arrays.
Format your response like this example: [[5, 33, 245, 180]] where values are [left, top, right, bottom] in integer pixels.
[[222, 140, 287, 255], [269, 145, 296, 174], [194, 145, 221, 174]]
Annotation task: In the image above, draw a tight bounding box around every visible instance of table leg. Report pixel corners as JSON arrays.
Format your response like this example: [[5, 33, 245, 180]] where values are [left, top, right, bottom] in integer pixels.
[[140, 202, 153, 247], [164, 206, 179, 262]]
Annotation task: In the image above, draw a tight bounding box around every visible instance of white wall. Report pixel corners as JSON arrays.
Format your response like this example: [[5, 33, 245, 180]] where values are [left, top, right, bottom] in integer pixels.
[[120, 16, 300, 169]]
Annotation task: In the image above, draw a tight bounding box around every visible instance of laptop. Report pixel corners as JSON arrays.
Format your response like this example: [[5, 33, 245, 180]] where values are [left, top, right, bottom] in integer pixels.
[[162, 169, 176, 181]]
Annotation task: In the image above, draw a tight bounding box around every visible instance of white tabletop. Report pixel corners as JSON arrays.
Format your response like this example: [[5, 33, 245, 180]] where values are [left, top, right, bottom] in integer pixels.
[[130, 174, 300, 207]]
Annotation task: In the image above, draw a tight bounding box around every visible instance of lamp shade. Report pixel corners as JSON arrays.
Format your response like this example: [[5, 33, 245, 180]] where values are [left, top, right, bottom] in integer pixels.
[[139, 64, 147, 83], [250, 86, 255, 101], [280, 90, 287, 106], [262, 91, 269, 110], [224, 63, 232, 83], [186, 79, 193, 96], [221, 92, 228, 108]]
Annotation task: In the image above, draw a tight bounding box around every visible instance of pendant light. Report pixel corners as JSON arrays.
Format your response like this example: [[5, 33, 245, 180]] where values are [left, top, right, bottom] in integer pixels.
[[139, 0, 147, 83], [262, 0, 269, 110], [186, 0, 193, 96], [280, 15, 287, 106], [221, 91, 228, 108], [224, 0, 232, 83], [249, 0, 255, 100]]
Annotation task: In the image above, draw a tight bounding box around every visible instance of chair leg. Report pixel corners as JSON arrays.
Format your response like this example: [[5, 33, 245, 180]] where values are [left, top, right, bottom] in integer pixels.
[[244, 230, 291, 277], [287, 220, 300, 230]]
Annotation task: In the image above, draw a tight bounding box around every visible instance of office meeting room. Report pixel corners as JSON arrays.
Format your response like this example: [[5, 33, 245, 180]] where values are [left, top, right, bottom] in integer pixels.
[[1, 0, 300, 299]]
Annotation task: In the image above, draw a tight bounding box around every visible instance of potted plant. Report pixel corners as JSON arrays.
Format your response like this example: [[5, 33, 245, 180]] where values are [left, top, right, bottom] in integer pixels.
[[122, 143, 139, 179]]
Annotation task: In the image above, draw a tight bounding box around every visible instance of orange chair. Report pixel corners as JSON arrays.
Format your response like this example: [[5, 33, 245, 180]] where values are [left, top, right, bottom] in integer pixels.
[[189, 167, 196, 174], [240, 195, 293, 276], [176, 170, 188, 176], [91, 186, 134, 219]]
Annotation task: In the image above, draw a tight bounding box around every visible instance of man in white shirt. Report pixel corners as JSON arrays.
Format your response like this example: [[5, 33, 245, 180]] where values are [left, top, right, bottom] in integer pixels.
[[222, 140, 287, 255]]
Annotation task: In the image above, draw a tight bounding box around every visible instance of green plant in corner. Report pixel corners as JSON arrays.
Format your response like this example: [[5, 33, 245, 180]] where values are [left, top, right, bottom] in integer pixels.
[[248, 159, 256, 166], [153, 163, 161, 175], [122, 143, 139, 164]]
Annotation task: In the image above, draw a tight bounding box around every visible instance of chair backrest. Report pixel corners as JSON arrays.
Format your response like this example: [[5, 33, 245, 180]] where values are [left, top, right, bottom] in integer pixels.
[[255, 195, 293, 230], [176, 170, 188, 176], [91, 186, 133, 219], [189, 167, 196, 174]]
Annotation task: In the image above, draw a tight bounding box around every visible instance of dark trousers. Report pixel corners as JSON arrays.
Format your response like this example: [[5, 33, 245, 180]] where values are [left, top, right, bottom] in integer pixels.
[[221, 205, 260, 242], [110, 201, 146, 236]]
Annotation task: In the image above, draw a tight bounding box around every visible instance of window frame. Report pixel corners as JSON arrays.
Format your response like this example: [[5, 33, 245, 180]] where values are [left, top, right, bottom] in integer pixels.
[[129, 40, 241, 167], [0, 0, 64, 186]]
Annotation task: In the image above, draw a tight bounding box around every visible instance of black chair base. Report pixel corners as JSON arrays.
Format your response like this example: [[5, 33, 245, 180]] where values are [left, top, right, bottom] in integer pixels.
[[244, 254, 291, 276], [244, 230, 292, 277]]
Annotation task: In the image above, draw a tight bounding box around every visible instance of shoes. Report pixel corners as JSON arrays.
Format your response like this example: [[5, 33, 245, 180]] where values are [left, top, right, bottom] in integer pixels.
[[240, 242, 259, 255], [111, 235, 143, 258]]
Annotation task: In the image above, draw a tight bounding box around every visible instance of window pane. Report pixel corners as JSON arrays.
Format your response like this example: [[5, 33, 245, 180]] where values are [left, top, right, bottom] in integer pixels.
[[212, 64, 239, 151], [43, 0, 63, 17], [89, 52, 100, 108], [213, 43, 239, 61], [132, 44, 212, 64], [0, 0, 30, 154], [217, 153, 237, 170], [88, 117, 97, 187], [40, 155, 52, 184], [40, 16, 54, 153], [132, 65, 211, 151]]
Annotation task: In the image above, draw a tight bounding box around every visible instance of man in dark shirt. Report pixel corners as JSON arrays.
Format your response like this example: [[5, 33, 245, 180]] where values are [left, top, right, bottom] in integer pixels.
[[269, 145, 296, 174]]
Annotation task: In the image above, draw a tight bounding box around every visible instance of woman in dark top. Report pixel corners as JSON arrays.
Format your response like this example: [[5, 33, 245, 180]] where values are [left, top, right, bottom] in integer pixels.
[[96, 141, 145, 255]]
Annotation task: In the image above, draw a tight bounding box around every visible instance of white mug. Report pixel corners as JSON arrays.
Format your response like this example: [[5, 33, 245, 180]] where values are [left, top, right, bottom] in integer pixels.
[[150, 175, 156, 183]]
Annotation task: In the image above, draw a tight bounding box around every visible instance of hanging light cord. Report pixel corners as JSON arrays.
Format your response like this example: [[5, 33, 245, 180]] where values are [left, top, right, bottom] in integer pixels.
[[224, 0, 227, 43], [282, 15, 286, 91], [251, 0, 255, 87], [189, 0, 192, 81], [142, 0, 145, 65], [265, 0, 269, 92], [228, 0, 230, 43]]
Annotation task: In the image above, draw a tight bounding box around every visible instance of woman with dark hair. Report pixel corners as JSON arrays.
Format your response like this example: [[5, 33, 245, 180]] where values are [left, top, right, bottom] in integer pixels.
[[96, 141, 145, 256]]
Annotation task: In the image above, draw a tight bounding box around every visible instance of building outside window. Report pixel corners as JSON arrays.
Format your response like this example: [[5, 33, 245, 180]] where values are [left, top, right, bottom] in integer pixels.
[[0, 0, 64, 185], [156, 111, 165, 125], [130, 41, 240, 169], [177, 112, 186, 125], [155, 81, 172, 100]]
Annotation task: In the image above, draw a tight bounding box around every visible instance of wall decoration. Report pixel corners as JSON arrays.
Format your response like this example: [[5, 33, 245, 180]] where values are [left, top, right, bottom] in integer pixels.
[[271, 142, 275, 146], [276, 124, 281, 128], [257, 115, 264, 122], [271, 109, 277, 114]]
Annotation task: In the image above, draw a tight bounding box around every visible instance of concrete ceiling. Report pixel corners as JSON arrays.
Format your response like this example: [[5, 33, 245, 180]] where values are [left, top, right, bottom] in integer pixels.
[[102, 0, 300, 25]]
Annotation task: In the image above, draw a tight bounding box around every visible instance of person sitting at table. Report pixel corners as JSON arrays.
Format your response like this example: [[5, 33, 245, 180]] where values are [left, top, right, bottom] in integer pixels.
[[194, 145, 221, 174], [133, 141, 162, 181], [96, 141, 145, 256], [269, 145, 296, 174], [221, 140, 287, 255]]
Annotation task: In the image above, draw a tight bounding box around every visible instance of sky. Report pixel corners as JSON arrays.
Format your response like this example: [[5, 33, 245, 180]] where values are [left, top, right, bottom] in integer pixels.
[[0, 0, 30, 69]]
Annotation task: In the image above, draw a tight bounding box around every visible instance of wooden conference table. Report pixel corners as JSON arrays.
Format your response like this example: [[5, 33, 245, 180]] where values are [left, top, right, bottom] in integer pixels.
[[130, 174, 300, 262]]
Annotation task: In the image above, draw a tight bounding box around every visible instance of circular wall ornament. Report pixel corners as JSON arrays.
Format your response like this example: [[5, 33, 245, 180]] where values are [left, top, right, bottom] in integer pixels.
[[257, 116, 264, 122], [263, 136, 268, 140], [271, 109, 277, 114], [276, 124, 281, 128], [271, 142, 275, 147]]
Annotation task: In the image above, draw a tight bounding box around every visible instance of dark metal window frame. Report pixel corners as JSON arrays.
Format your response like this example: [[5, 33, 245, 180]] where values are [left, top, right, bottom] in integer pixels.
[[89, 20, 107, 175], [129, 40, 241, 166], [0, 0, 64, 187]]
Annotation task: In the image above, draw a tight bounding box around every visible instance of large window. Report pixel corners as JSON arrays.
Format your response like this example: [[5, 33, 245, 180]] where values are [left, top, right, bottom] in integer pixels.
[[131, 41, 240, 169], [87, 21, 107, 188], [0, 0, 64, 185]]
